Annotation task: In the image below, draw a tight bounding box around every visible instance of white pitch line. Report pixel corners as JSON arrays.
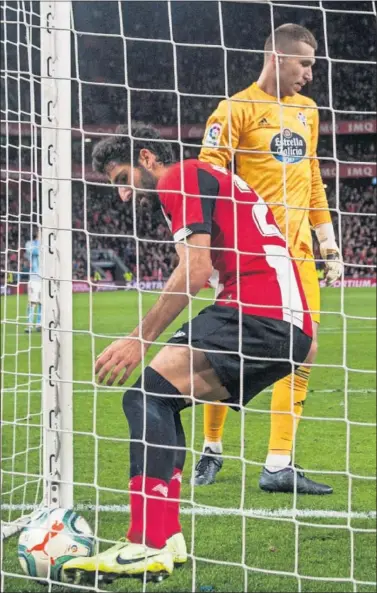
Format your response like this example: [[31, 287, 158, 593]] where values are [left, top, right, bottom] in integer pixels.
[[2, 388, 376, 395], [2, 327, 376, 339], [319, 326, 376, 335], [2, 503, 375, 521]]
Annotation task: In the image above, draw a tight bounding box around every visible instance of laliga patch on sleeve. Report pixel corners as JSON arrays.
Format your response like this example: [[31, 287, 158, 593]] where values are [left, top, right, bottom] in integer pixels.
[[203, 122, 223, 147]]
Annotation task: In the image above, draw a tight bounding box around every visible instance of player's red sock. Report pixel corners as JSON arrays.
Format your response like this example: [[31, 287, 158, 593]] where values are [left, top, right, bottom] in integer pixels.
[[166, 468, 183, 539], [127, 475, 168, 549]]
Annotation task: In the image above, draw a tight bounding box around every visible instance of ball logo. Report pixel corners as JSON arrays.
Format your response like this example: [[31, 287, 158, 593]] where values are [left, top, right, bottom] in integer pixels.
[[270, 128, 306, 164], [204, 123, 223, 147], [26, 520, 65, 566], [70, 544, 78, 553]]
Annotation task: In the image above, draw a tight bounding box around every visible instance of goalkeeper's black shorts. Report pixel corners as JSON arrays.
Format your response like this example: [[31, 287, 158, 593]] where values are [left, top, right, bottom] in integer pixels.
[[168, 304, 312, 409]]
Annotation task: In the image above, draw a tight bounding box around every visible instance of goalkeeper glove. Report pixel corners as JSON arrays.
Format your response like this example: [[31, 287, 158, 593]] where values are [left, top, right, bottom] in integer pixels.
[[315, 222, 343, 286]]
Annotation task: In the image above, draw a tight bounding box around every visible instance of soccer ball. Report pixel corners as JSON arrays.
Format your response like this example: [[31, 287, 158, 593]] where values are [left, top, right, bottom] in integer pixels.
[[18, 507, 94, 581]]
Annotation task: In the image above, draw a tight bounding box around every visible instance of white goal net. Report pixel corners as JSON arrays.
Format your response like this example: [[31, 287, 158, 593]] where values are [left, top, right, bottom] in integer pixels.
[[1, 1, 376, 592]]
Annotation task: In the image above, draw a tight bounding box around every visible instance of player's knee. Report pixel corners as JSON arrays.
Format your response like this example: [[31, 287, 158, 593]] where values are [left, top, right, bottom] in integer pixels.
[[122, 367, 186, 422], [122, 376, 170, 448], [122, 377, 144, 421]]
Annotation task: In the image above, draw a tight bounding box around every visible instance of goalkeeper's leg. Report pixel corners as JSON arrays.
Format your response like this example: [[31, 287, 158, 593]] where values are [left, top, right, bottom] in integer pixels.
[[260, 321, 333, 495], [260, 255, 332, 495], [193, 403, 227, 486]]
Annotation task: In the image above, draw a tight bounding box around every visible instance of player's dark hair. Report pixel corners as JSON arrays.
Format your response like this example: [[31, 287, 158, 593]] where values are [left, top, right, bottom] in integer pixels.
[[92, 122, 174, 174], [32, 226, 39, 240], [264, 23, 317, 56]]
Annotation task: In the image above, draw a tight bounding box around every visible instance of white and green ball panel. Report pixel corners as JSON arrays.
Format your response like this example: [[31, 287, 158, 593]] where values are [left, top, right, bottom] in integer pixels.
[[18, 508, 94, 580]]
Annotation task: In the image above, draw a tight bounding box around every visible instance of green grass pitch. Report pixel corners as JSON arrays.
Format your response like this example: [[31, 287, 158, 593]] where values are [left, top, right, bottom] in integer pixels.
[[1, 287, 376, 592]]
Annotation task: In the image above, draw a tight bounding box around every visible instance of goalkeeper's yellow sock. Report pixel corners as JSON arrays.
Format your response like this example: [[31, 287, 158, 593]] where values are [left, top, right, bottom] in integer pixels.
[[203, 403, 229, 454], [266, 366, 311, 471]]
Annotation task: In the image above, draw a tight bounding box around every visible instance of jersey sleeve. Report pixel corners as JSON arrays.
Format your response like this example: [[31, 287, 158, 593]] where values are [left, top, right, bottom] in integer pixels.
[[309, 106, 332, 228], [199, 98, 245, 168], [158, 164, 219, 242]]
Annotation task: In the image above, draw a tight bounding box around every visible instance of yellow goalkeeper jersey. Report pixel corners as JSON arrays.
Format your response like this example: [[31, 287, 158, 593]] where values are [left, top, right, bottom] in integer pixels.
[[199, 82, 331, 258]]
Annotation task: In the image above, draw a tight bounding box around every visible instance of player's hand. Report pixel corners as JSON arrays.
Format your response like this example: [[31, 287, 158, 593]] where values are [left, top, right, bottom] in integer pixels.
[[319, 243, 343, 286], [95, 336, 147, 386]]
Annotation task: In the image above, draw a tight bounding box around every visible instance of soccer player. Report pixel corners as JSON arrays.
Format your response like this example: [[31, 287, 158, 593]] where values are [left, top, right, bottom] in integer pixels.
[[63, 123, 313, 584], [195, 24, 342, 493], [24, 227, 41, 333]]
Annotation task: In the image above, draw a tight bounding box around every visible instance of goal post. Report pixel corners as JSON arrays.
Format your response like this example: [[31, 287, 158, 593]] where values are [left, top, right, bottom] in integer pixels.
[[40, 0, 73, 512]]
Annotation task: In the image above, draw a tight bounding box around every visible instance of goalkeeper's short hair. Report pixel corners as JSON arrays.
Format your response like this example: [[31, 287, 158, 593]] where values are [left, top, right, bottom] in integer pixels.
[[264, 23, 318, 57], [92, 122, 174, 174]]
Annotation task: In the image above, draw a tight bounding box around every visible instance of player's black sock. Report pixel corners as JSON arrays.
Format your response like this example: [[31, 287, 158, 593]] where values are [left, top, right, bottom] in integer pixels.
[[122, 367, 186, 483]]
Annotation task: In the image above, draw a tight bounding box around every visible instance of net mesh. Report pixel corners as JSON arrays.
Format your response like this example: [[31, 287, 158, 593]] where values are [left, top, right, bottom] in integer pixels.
[[1, 0, 43, 537]]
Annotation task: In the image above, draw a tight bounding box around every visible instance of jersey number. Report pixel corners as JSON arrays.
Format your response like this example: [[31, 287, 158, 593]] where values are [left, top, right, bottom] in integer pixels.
[[212, 167, 305, 328], [249, 189, 304, 329], [234, 173, 285, 240]]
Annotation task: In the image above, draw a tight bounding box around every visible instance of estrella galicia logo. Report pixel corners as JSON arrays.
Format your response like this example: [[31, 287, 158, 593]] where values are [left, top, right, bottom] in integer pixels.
[[270, 128, 306, 164]]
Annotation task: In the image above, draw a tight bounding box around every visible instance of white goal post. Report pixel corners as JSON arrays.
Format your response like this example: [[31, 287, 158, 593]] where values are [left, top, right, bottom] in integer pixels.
[[40, 0, 73, 512], [1, 0, 73, 538], [1, 1, 376, 591]]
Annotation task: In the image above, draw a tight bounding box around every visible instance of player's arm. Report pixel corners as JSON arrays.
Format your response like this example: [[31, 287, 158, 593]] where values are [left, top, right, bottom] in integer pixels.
[[309, 107, 342, 285], [96, 234, 212, 386], [199, 98, 244, 168], [132, 234, 212, 345], [95, 165, 215, 385]]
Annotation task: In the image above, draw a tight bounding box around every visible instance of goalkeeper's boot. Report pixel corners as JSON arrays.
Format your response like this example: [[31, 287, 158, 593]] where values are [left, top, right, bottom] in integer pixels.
[[259, 463, 333, 495], [193, 447, 223, 486], [24, 326, 33, 334], [167, 532, 187, 567], [62, 539, 174, 585]]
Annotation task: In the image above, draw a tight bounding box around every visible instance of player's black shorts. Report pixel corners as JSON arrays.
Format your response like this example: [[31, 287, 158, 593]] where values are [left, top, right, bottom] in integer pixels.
[[168, 304, 312, 409]]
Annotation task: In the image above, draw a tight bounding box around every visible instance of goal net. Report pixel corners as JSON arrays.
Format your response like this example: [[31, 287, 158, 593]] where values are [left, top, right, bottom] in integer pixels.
[[1, 1, 376, 591]]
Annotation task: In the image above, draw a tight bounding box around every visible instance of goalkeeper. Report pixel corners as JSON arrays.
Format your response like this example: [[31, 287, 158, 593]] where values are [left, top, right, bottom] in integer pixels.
[[195, 23, 342, 493]]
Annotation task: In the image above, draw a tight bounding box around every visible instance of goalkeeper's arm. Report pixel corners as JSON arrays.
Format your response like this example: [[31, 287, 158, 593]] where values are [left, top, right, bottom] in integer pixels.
[[309, 107, 342, 285], [314, 221, 343, 286], [309, 174, 343, 286], [199, 99, 243, 168]]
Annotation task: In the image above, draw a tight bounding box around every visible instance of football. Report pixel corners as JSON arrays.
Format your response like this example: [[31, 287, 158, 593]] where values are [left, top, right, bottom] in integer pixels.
[[18, 508, 94, 581]]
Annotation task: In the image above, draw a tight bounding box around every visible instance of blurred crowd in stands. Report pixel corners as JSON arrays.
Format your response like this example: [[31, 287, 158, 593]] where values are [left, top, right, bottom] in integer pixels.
[[67, 1, 376, 127], [329, 182, 376, 277], [70, 184, 178, 281], [1, 179, 375, 283], [1, 0, 376, 284], [1, 1, 376, 127]]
